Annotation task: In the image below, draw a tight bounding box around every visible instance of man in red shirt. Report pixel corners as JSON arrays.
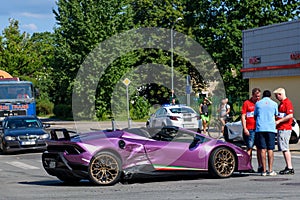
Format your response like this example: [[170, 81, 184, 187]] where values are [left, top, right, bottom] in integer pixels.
[[274, 88, 294, 175], [241, 88, 262, 172]]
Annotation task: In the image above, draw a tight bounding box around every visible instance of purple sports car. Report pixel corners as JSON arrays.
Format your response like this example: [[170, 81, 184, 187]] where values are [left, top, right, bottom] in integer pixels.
[[42, 126, 251, 186]]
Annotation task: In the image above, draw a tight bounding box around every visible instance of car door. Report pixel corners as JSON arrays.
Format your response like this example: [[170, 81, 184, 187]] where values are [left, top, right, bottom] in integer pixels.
[[144, 129, 208, 170], [153, 108, 165, 127]]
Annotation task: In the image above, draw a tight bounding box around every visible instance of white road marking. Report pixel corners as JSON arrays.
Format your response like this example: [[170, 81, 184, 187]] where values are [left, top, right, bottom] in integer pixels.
[[6, 161, 39, 170]]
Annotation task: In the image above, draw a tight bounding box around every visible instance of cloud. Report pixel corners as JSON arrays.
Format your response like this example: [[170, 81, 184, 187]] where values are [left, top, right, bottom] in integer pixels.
[[21, 23, 38, 31], [20, 12, 53, 19]]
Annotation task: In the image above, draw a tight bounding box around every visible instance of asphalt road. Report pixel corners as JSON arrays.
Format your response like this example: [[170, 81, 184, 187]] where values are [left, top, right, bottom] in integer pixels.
[[1, 121, 300, 199], [1, 150, 300, 200]]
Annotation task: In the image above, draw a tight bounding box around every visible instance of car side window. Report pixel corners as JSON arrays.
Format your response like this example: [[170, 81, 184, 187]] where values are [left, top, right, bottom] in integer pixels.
[[172, 130, 195, 143], [162, 108, 167, 116], [156, 108, 164, 116]]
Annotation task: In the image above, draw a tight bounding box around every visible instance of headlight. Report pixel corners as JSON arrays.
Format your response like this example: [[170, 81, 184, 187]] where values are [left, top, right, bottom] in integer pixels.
[[5, 136, 16, 141], [39, 133, 50, 139]]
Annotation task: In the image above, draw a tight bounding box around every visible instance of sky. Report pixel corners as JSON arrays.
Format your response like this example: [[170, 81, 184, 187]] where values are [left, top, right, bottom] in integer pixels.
[[0, 0, 57, 35]]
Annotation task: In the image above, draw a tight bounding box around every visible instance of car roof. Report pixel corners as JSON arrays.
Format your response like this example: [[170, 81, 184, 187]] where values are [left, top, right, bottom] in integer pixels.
[[4, 115, 38, 120], [161, 104, 193, 109]]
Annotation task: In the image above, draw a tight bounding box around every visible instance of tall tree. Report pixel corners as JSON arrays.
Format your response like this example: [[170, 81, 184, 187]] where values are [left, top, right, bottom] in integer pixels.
[[53, 0, 135, 118], [0, 19, 54, 85], [52, 0, 300, 119], [0, 19, 36, 79], [190, 0, 300, 101]]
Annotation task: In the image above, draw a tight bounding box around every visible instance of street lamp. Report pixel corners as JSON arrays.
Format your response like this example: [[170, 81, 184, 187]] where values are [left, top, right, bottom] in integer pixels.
[[171, 17, 183, 97]]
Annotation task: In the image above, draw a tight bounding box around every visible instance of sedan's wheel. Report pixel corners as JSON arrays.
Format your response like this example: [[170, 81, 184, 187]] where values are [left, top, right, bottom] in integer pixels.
[[0, 142, 7, 154], [88, 152, 122, 186], [146, 121, 150, 128], [209, 147, 235, 178]]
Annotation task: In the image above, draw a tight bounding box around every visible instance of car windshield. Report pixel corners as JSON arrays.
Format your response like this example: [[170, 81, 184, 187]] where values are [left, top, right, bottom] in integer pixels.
[[6, 118, 42, 129], [169, 107, 195, 114]]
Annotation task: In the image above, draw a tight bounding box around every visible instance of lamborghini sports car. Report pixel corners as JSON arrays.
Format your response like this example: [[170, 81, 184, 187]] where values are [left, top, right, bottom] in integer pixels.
[[42, 126, 251, 186]]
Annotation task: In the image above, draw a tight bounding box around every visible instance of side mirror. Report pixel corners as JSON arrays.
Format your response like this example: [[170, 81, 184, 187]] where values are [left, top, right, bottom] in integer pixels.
[[35, 88, 40, 98]]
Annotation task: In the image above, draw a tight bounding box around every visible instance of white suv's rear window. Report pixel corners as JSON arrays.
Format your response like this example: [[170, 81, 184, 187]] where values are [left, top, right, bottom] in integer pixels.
[[169, 107, 195, 114]]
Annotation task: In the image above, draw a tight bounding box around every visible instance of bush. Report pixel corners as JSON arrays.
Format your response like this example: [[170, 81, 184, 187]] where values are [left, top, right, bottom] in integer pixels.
[[130, 96, 150, 120], [36, 98, 54, 116], [53, 104, 73, 119]]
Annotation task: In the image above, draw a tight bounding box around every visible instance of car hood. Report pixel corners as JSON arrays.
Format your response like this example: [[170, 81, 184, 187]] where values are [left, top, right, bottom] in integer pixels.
[[5, 128, 47, 136]]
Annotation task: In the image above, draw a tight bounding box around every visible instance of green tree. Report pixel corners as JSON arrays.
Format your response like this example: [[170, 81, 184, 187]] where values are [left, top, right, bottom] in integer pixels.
[[53, 0, 134, 119], [52, 0, 300, 120], [189, 0, 300, 101], [0, 19, 56, 115], [0, 19, 36, 79]]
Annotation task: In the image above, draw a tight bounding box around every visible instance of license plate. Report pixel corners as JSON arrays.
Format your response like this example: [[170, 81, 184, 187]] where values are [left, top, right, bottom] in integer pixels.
[[21, 141, 36, 145], [184, 118, 192, 122], [183, 124, 195, 128]]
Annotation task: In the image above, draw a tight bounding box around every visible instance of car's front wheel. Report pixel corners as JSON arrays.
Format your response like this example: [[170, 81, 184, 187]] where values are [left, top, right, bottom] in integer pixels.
[[209, 147, 236, 178], [88, 151, 122, 186]]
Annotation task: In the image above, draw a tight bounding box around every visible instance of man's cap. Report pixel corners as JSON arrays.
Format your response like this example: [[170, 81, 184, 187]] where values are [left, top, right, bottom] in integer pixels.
[[273, 88, 286, 95]]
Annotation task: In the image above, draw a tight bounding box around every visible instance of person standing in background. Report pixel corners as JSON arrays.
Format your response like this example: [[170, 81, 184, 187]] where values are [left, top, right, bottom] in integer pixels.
[[274, 88, 295, 175], [199, 97, 212, 134], [218, 98, 230, 133], [254, 90, 278, 176], [241, 88, 262, 172]]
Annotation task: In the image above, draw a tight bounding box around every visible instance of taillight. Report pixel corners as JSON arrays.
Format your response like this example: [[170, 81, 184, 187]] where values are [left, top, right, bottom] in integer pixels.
[[169, 116, 179, 120]]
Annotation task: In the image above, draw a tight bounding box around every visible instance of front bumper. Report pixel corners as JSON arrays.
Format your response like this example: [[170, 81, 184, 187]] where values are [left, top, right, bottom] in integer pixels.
[[3, 139, 47, 153]]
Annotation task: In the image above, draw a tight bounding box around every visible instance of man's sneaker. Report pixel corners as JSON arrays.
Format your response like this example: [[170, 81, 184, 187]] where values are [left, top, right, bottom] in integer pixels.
[[257, 166, 263, 173], [261, 172, 267, 176], [267, 171, 277, 176], [279, 167, 295, 175]]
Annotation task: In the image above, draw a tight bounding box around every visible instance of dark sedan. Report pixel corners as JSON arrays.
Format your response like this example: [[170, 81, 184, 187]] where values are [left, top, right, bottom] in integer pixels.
[[0, 115, 50, 153]]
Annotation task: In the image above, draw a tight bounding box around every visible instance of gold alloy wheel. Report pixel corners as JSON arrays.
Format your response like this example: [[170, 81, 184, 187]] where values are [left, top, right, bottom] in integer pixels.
[[89, 152, 121, 185], [212, 148, 235, 177]]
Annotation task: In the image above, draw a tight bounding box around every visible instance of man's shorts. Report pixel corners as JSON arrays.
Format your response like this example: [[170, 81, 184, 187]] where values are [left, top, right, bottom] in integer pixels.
[[255, 132, 276, 150], [243, 129, 255, 149], [277, 130, 291, 151], [201, 115, 210, 123]]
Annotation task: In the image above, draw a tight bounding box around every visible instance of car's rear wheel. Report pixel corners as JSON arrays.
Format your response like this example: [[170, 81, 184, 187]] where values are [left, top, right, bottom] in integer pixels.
[[88, 151, 122, 186], [209, 147, 236, 178]]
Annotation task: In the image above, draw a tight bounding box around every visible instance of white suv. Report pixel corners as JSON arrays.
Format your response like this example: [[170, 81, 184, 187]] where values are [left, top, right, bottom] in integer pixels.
[[146, 105, 200, 130]]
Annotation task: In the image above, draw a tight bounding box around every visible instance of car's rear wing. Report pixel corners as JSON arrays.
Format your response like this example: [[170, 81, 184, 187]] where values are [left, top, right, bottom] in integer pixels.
[[49, 128, 78, 141]]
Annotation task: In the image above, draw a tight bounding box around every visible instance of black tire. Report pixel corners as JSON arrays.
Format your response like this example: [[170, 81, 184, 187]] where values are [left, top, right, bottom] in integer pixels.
[[0, 141, 7, 154], [209, 147, 236, 178], [88, 151, 122, 186], [146, 121, 150, 128]]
